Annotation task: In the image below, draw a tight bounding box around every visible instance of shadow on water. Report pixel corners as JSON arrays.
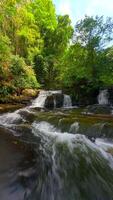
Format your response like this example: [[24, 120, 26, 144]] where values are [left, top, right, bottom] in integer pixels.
[[0, 127, 40, 200]]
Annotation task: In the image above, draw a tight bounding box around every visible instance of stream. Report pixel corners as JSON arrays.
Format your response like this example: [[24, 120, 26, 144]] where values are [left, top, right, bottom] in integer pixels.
[[0, 91, 113, 200]]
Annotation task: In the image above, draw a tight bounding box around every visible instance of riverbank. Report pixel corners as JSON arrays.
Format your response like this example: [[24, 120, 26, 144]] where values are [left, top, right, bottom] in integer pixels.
[[0, 93, 113, 199], [0, 89, 40, 113]]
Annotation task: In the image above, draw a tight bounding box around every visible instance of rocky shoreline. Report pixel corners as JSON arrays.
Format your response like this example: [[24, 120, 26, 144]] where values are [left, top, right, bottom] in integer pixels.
[[0, 89, 39, 113]]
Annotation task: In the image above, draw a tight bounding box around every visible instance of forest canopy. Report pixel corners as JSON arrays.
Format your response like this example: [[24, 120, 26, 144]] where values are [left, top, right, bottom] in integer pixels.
[[0, 0, 113, 101]]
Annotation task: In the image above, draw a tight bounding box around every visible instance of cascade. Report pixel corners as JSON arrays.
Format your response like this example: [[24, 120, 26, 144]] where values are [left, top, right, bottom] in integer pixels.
[[31, 90, 72, 108], [69, 122, 79, 133], [31, 91, 49, 108], [63, 94, 72, 108], [31, 121, 113, 199], [0, 93, 113, 199], [98, 89, 109, 105]]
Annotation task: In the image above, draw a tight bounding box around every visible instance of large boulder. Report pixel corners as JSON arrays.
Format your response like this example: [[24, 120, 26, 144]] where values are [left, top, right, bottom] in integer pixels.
[[84, 104, 112, 115], [55, 93, 64, 108], [108, 87, 113, 105], [44, 93, 64, 109], [45, 95, 54, 109], [22, 89, 39, 97]]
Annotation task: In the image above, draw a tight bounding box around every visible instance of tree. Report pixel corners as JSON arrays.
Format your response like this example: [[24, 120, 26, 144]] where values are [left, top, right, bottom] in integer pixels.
[[34, 15, 73, 88], [60, 16, 113, 103], [74, 16, 113, 78], [74, 16, 113, 50], [96, 47, 113, 86]]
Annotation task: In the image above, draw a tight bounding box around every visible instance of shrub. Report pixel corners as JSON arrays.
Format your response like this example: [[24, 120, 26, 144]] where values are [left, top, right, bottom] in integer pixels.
[[0, 84, 16, 97], [10, 55, 25, 76], [9, 55, 40, 90]]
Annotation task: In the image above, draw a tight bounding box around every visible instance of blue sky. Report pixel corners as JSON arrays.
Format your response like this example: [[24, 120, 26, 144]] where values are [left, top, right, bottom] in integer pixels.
[[53, 0, 113, 25]]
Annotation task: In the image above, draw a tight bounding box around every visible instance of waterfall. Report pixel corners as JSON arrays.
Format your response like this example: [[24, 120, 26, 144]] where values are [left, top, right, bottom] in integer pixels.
[[31, 91, 49, 108], [63, 94, 72, 108], [0, 93, 113, 199], [69, 122, 79, 133], [31, 121, 113, 200], [98, 89, 109, 105], [31, 90, 62, 108], [95, 138, 113, 151], [31, 90, 72, 109]]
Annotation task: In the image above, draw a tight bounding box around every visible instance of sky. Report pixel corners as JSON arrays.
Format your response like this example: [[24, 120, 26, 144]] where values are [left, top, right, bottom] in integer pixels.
[[53, 0, 113, 25]]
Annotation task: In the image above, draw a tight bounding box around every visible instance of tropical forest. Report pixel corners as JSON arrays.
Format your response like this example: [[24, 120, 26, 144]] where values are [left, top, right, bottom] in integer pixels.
[[0, 0, 113, 199]]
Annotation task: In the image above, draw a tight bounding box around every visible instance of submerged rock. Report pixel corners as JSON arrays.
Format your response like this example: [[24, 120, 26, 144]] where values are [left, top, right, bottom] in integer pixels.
[[84, 104, 112, 115]]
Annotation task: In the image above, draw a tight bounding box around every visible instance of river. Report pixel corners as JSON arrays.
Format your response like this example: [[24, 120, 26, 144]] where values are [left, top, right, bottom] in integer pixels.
[[0, 91, 113, 200]]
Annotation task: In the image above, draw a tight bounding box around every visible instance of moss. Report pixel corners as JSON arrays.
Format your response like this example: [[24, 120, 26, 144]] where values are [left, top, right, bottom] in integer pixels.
[[0, 104, 24, 113], [0, 89, 39, 104], [107, 148, 113, 155], [32, 109, 113, 138], [22, 89, 39, 97]]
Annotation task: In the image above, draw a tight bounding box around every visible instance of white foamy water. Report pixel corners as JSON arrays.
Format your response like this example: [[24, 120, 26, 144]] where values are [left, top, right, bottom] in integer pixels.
[[0, 107, 32, 127], [98, 89, 109, 105], [0, 111, 22, 127], [95, 138, 113, 151], [31, 90, 62, 108], [69, 122, 79, 133], [32, 121, 113, 167], [31, 91, 48, 108], [31, 90, 73, 109], [32, 121, 86, 147], [63, 94, 72, 108], [31, 121, 93, 148]]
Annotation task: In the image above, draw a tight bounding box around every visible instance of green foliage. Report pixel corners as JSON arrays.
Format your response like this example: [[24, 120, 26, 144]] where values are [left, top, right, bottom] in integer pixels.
[[60, 44, 88, 87], [74, 16, 113, 50], [33, 14, 73, 88], [33, 54, 46, 84], [96, 48, 113, 86], [32, 0, 57, 30], [0, 0, 113, 100], [0, 0, 57, 97], [22, 65, 40, 89], [60, 16, 113, 100], [10, 55, 40, 89], [0, 85, 16, 97], [10, 55, 25, 76], [0, 33, 11, 61]]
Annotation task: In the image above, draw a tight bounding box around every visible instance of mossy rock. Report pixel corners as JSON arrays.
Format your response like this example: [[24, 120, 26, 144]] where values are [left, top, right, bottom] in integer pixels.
[[85, 104, 112, 115], [22, 89, 39, 97]]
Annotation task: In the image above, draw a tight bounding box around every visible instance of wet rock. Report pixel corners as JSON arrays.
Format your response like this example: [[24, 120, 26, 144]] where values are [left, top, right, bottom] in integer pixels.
[[55, 93, 64, 108], [101, 123, 113, 138], [84, 104, 112, 115], [45, 95, 54, 109], [19, 110, 36, 122], [22, 89, 39, 97], [108, 87, 113, 105], [44, 93, 64, 109]]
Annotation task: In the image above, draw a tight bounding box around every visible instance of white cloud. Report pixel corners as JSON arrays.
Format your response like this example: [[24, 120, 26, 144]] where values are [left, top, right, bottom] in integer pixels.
[[59, 0, 72, 16], [86, 0, 113, 17], [54, 0, 113, 26], [58, 0, 75, 24]]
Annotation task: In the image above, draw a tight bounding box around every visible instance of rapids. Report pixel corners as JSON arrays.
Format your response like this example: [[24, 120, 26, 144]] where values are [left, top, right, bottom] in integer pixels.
[[0, 91, 113, 199], [98, 89, 109, 105]]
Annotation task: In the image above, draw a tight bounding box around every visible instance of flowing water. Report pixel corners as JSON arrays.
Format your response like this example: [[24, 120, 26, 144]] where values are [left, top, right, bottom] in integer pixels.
[[31, 90, 72, 109], [63, 94, 72, 108], [98, 89, 109, 105], [0, 91, 113, 199]]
